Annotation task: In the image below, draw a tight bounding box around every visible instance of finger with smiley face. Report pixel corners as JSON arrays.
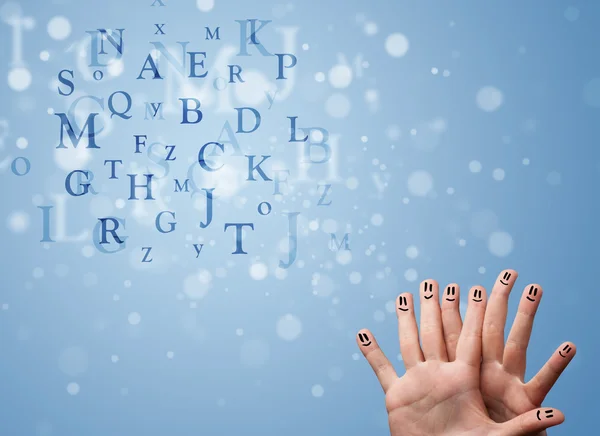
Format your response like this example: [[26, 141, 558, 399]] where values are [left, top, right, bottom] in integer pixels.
[[419, 280, 447, 361], [526, 341, 577, 405], [356, 329, 398, 392], [396, 292, 424, 369], [441, 283, 462, 361], [482, 269, 518, 363], [456, 286, 487, 366], [503, 284, 543, 377], [397, 295, 409, 312], [501, 407, 565, 435]]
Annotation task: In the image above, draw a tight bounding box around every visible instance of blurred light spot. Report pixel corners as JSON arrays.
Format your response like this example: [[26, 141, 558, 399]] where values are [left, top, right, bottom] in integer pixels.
[[476, 86, 503, 112], [47, 16, 71, 40], [385, 33, 409, 57], [276, 314, 302, 341], [488, 231, 514, 257]]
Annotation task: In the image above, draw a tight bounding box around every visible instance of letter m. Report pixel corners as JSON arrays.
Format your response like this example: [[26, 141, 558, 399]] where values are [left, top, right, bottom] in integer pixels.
[[329, 233, 350, 251], [174, 178, 190, 193], [205, 26, 220, 40], [55, 113, 100, 149]]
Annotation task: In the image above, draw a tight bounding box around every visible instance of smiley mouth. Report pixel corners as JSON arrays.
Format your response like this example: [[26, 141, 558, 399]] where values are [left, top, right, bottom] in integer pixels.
[[424, 295, 433, 299], [362, 341, 372, 346], [398, 307, 408, 311], [472, 299, 482, 302], [526, 297, 535, 302], [536, 410, 541, 421], [446, 298, 455, 302], [559, 351, 566, 358], [500, 280, 508, 285]]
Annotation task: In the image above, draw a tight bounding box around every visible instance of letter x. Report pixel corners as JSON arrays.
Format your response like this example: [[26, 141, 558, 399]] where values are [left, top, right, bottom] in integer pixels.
[[155, 24, 166, 35]]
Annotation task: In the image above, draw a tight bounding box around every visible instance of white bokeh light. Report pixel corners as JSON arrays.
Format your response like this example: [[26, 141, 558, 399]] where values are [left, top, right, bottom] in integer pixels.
[[325, 93, 351, 118], [328, 64, 353, 89], [312, 273, 335, 297], [404, 268, 418, 282], [488, 231, 514, 257], [47, 16, 71, 40], [336, 250, 352, 265], [469, 160, 482, 173], [8, 67, 32, 91], [349, 271, 362, 284], [197, 0, 215, 12], [405, 245, 419, 259], [249, 262, 268, 280], [346, 177, 359, 190], [311, 384, 324, 398], [322, 219, 337, 234], [476, 86, 503, 112], [202, 164, 245, 198], [54, 143, 92, 172], [184, 270, 213, 299], [128, 312, 141, 325], [7, 211, 29, 233], [276, 314, 302, 341], [16, 137, 28, 149], [407, 170, 433, 197], [235, 70, 271, 105], [492, 168, 505, 181], [385, 33, 409, 57], [108, 59, 124, 77], [370, 213, 384, 226], [66, 382, 80, 395]]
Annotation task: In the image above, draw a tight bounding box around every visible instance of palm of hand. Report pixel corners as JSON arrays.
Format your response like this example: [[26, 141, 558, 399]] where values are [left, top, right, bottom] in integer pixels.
[[385, 360, 490, 436], [481, 363, 538, 424]]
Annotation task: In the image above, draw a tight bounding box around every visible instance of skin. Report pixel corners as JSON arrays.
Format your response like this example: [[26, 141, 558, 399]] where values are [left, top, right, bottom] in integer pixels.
[[477, 270, 576, 436], [357, 272, 574, 436]]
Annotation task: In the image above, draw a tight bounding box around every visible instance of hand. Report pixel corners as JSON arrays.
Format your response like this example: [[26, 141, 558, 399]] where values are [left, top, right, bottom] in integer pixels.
[[357, 280, 565, 436], [475, 270, 575, 435]]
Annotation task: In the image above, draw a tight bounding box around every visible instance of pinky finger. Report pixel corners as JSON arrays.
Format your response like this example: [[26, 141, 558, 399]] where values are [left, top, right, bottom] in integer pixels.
[[499, 407, 564, 436], [526, 342, 576, 404], [356, 329, 398, 392]]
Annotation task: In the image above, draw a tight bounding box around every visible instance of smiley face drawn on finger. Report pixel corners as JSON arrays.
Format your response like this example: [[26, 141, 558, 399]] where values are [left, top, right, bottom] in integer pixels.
[[472, 288, 483, 302], [536, 409, 555, 421], [526, 285, 538, 302], [358, 332, 372, 346], [423, 281, 434, 299], [445, 286, 457, 302], [398, 295, 409, 311], [559, 344, 573, 358], [500, 271, 512, 286]]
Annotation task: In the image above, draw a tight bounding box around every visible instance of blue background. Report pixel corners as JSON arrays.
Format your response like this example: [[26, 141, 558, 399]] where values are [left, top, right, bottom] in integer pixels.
[[0, 0, 598, 434]]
